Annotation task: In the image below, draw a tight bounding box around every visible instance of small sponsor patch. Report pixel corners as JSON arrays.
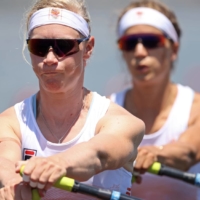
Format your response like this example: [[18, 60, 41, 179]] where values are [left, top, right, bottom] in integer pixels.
[[23, 148, 37, 160], [137, 11, 143, 16], [49, 8, 62, 20]]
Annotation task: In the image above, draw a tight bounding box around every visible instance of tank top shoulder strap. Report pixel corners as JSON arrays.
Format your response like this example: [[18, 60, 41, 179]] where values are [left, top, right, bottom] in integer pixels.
[[14, 94, 36, 136], [15, 92, 110, 151], [168, 84, 195, 128], [14, 95, 35, 120], [86, 92, 110, 124], [32, 93, 37, 119]]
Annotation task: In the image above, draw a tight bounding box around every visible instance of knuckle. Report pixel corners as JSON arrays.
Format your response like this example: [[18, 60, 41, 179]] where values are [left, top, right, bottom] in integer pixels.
[[30, 174, 38, 182], [148, 152, 155, 158], [144, 160, 152, 168], [49, 162, 55, 168], [42, 159, 48, 165], [48, 177, 55, 184], [140, 149, 148, 155], [38, 176, 47, 183], [4, 185, 11, 193]]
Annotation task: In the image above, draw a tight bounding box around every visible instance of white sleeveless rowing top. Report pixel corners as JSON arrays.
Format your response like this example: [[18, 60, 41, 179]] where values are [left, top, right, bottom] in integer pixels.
[[110, 84, 200, 200], [14, 92, 132, 200]]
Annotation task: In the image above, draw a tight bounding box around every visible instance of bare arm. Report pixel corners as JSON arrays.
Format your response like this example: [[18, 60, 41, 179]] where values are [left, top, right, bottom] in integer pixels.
[[19, 101, 145, 182], [54, 102, 145, 181], [0, 107, 22, 187], [15, 101, 144, 193], [156, 120, 200, 170], [156, 93, 200, 170], [136, 93, 200, 172]]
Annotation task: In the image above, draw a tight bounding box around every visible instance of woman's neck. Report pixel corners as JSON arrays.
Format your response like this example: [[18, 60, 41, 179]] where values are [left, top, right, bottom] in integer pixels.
[[36, 87, 89, 124], [125, 79, 177, 117], [130, 80, 175, 111], [125, 78, 178, 134]]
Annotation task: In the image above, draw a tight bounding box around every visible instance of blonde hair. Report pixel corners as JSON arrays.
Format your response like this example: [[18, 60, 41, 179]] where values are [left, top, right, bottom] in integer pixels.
[[117, 0, 181, 39], [22, 0, 91, 63]]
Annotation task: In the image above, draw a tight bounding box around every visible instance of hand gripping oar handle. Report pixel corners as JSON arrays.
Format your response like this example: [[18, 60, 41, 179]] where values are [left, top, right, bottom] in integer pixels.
[[20, 165, 142, 200], [132, 162, 200, 187]]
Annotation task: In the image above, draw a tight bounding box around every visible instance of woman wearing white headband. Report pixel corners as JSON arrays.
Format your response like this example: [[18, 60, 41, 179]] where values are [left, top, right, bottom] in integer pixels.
[[110, 0, 200, 199], [0, 0, 144, 199]]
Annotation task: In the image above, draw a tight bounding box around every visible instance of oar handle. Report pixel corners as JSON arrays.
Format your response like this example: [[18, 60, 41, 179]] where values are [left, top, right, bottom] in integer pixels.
[[132, 162, 161, 183], [147, 162, 161, 174], [20, 165, 40, 200], [157, 164, 197, 185], [20, 165, 75, 200], [20, 166, 142, 200], [132, 161, 200, 188]]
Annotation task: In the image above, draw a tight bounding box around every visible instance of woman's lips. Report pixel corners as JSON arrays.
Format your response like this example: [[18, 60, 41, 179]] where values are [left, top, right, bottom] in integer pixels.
[[43, 71, 58, 75], [45, 72, 57, 74], [136, 65, 150, 73]]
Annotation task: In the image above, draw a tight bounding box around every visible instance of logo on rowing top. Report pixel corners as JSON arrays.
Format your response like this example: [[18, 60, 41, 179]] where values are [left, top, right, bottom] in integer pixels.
[[23, 148, 37, 160]]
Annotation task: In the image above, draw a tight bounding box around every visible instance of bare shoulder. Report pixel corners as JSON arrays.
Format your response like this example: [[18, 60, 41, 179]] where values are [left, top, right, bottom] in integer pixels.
[[0, 107, 22, 162], [0, 106, 21, 140], [97, 100, 145, 138], [193, 92, 200, 104], [0, 106, 17, 122], [107, 101, 143, 122]]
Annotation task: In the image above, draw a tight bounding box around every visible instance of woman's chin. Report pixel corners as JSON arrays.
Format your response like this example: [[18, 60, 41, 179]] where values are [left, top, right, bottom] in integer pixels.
[[40, 80, 64, 92], [134, 74, 158, 85], [42, 85, 64, 93]]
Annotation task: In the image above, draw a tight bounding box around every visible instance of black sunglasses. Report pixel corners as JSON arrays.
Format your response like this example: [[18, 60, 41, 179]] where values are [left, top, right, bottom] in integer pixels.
[[26, 36, 90, 58], [118, 34, 168, 51]]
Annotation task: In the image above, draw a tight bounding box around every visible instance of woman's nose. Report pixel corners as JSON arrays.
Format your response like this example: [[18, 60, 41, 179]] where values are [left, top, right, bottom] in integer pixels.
[[134, 43, 148, 58], [43, 48, 58, 65]]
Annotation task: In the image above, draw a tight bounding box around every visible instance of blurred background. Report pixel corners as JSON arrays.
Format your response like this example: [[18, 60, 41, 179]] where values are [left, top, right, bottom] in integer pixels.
[[1, 0, 200, 112]]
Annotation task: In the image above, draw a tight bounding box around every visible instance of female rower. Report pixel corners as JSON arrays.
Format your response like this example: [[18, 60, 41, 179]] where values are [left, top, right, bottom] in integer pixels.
[[0, 0, 144, 199], [110, 0, 200, 199]]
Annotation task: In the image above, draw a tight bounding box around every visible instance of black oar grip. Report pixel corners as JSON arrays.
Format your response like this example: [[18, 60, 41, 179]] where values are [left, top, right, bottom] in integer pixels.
[[74, 182, 141, 200], [159, 165, 196, 184]]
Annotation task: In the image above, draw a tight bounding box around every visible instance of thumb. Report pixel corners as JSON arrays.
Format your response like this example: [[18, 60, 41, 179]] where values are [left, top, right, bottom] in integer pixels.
[[15, 161, 27, 173]]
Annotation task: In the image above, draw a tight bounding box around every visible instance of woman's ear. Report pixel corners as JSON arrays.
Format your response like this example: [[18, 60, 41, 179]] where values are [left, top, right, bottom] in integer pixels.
[[171, 42, 179, 62], [83, 36, 95, 60]]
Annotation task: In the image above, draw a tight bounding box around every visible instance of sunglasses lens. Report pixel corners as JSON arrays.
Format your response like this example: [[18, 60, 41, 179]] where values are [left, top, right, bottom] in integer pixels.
[[118, 36, 137, 51], [143, 35, 163, 48], [54, 39, 79, 57], [118, 34, 164, 51], [27, 39, 50, 57], [27, 39, 80, 58]]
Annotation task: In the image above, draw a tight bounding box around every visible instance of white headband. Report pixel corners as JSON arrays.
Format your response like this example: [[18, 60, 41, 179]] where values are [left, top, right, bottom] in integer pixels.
[[118, 7, 178, 43], [28, 7, 90, 38]]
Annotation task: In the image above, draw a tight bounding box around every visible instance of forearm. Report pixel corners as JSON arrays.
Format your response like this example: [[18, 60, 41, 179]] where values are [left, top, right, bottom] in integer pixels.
[[156, 142, 196, 171], [0, 157, 21, 188], [56, 135, 135, 181], [55, 142, 102, 181]]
